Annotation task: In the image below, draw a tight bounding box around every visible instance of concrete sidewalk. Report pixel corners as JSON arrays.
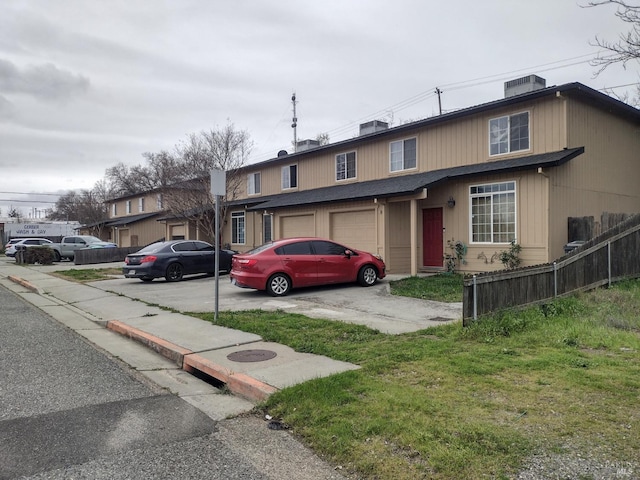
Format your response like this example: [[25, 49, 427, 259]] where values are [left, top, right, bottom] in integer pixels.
[[0, 260, 360, 418]]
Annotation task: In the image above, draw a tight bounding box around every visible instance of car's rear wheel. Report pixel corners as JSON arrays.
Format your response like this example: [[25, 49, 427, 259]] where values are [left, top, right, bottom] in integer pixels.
[[165, 263, 184, 282], [53, 251, 61, 262], [358, 265, 378, 287], [266, 273, 291, 296]]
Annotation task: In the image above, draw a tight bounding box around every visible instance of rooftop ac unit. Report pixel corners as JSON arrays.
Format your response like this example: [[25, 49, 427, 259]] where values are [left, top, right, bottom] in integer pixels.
[[504, 75, 546, 98], [296, 139, 320, 152], [359, 120, 389, 136]]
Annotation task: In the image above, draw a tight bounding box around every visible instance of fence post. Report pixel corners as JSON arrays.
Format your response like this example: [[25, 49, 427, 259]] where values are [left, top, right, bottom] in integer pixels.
[[473, 275, 477, 321], [608, 241, 611, 287], [553, 261, 557, 298]]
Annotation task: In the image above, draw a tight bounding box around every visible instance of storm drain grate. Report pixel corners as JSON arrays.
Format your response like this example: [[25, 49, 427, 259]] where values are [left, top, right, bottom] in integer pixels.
[[227, 349, 277, 363], [429, 316, 453, 322]]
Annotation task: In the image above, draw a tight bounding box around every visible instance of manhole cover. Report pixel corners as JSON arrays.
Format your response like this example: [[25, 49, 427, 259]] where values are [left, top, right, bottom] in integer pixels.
[[227, 349, 277, 363], [429, 316, 452, 322]]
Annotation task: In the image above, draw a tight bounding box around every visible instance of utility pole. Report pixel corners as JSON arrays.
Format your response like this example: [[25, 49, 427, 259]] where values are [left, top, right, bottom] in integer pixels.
[[435, 87, 442, 115], [291, 92, 298, 152]]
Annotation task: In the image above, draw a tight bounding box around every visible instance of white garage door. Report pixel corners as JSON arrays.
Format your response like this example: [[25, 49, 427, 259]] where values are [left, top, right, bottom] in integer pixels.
[[330, 210, 377, 253], [280, 214, 315, 238]]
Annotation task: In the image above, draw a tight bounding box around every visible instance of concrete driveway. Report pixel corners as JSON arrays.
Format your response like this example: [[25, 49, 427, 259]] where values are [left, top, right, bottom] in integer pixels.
[[90, 270, 462, 335]]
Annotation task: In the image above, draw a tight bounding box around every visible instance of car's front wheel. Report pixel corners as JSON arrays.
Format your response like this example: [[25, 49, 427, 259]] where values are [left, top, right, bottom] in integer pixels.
[[53, 251, 61, 262], [266, 273, 291, 296], [165, 263, 184, 282], [358, 265, 378, 287]]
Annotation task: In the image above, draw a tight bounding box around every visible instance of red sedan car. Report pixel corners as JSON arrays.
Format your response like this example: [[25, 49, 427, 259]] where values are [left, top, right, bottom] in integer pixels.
[[230, 237, 386, 296]]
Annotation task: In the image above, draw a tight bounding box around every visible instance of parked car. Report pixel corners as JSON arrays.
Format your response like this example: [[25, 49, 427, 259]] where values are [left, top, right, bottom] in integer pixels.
[[230, 237, 386, 296], [47, 235, 117, 261], [123, 240, 236, 282], [5, 238, 53, 257], [4, 238, 26, 252]]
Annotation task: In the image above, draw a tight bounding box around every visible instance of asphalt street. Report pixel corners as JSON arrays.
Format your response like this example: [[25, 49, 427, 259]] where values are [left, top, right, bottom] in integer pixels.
[[0, 282, 345, 479]]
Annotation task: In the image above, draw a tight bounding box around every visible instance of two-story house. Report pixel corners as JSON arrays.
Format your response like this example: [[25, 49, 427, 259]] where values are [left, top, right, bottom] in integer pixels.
[[222, 75, 640, 275], [104, 190, 166, 247]]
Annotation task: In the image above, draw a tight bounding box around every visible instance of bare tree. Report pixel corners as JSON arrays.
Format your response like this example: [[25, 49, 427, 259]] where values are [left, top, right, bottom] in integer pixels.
[[49, 180, 115, 236], [164, 122, 252, 243], [586, 1, 640, 73]]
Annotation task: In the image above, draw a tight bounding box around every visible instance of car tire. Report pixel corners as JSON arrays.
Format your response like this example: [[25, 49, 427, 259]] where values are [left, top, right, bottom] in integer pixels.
[[358, 265, 378, 287], [53, 251, 61, 262], [266, 273, 291, 297], [165, 263, 184, 282]]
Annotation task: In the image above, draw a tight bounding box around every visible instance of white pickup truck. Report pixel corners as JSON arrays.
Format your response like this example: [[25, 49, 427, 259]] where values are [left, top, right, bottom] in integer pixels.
[[48, 235, 116, 261]]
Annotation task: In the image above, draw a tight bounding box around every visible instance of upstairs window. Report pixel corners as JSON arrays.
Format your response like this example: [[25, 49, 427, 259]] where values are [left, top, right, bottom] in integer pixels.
[[248, 172, 261, 195], [336, 151, 356, 181], [156, 194, 163, 210], [470, 181, 516, 244], [138, 197, 145, 212], [126, 200, 131, 214], [390, 138, 417, 172], [489, 112, 529, 156], [282, 164, 298, 189], [112, 203, 117, 216]]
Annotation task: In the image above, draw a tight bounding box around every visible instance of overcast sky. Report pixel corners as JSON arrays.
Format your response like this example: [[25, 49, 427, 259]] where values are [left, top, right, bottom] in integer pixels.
[[1, 0, 638, 219]]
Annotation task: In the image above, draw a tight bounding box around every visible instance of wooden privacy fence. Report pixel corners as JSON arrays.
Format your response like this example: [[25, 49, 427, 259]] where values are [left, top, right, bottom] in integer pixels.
[[463, 214, 640, 325], [74, 247, 140, 265]]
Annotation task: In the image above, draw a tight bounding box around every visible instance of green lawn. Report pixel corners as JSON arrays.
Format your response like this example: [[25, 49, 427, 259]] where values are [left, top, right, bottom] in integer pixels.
[[190, 278, 640, 479]]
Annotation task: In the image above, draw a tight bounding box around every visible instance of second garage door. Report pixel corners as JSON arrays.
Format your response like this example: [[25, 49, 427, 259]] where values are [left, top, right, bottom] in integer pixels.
[[330, 209, 377, 253], [280, 214, 315, 238]]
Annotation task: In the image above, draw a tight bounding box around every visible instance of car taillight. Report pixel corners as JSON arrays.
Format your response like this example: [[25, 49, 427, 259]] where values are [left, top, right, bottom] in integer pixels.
[[236, 258, 257, 267], [141, 255, 157, 263]]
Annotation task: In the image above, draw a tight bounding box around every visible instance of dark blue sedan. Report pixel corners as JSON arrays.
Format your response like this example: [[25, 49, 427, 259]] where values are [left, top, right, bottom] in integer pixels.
[[123, 240, 236, 282]]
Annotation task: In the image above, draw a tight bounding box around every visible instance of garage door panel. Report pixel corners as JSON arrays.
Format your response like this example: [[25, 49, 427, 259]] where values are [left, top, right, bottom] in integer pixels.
[[330, 210, 376, 253], [281, 215, 315, 238]]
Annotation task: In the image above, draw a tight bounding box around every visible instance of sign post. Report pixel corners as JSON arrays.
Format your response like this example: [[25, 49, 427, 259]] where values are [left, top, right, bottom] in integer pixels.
[[210, 169, 226, 322]]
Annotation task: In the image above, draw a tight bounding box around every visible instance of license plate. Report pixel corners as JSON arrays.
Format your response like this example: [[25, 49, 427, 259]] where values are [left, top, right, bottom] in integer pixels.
[[129, 270, 135, 275]]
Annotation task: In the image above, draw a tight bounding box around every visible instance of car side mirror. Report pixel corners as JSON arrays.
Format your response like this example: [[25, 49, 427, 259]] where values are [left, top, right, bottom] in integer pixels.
[[344, 249, 352, 259]]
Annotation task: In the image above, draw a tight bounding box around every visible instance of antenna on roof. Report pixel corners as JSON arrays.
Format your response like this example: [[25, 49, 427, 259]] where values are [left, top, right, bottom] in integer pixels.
[[291, 92, 298, 152]]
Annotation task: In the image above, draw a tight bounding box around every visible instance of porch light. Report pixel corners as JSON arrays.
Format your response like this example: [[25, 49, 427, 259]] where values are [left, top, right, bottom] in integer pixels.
[[447, 197, 456, 208]]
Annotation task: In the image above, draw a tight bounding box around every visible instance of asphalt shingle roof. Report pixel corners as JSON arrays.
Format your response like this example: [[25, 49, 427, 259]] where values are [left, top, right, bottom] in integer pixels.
[[105, 212, 160, 226]]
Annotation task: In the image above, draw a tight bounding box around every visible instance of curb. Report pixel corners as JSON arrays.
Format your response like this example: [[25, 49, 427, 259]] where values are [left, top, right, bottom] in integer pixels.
[[8, 275, 41, 294], [183, 354, 278, 403], [106, 320, 278, 403]]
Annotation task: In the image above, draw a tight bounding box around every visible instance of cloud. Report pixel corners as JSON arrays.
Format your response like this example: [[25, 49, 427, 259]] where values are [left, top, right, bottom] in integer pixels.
[[0, 58, 89, 101], [0, 94, 15, 119]]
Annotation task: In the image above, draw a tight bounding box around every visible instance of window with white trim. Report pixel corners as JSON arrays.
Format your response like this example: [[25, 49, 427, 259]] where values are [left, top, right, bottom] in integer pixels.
[[138, 197, 144, 212], [470, 181, 516, 243], [489, 112, 529, 156], [263, 214, 273, 243], [126, 200, 131, 214], [231, 212, 245, 244], [336, 151, 356, 181], [248, 172, 261, 195], [156, 194, 163, 210], [281, 164, 297, 189], [112, 203, 117, 216], [390, 138, 417, 172]]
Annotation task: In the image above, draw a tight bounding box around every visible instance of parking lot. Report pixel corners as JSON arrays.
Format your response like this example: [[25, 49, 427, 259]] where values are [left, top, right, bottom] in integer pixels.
[[92, 270, 462, 334]]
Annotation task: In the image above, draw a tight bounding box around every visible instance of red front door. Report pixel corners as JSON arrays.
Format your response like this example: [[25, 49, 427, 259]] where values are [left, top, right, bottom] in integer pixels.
[[422, 208, 443, 267]]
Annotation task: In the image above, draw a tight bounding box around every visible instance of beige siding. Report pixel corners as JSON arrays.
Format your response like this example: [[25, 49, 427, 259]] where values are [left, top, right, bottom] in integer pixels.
[[548, 96, 640, 258]]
